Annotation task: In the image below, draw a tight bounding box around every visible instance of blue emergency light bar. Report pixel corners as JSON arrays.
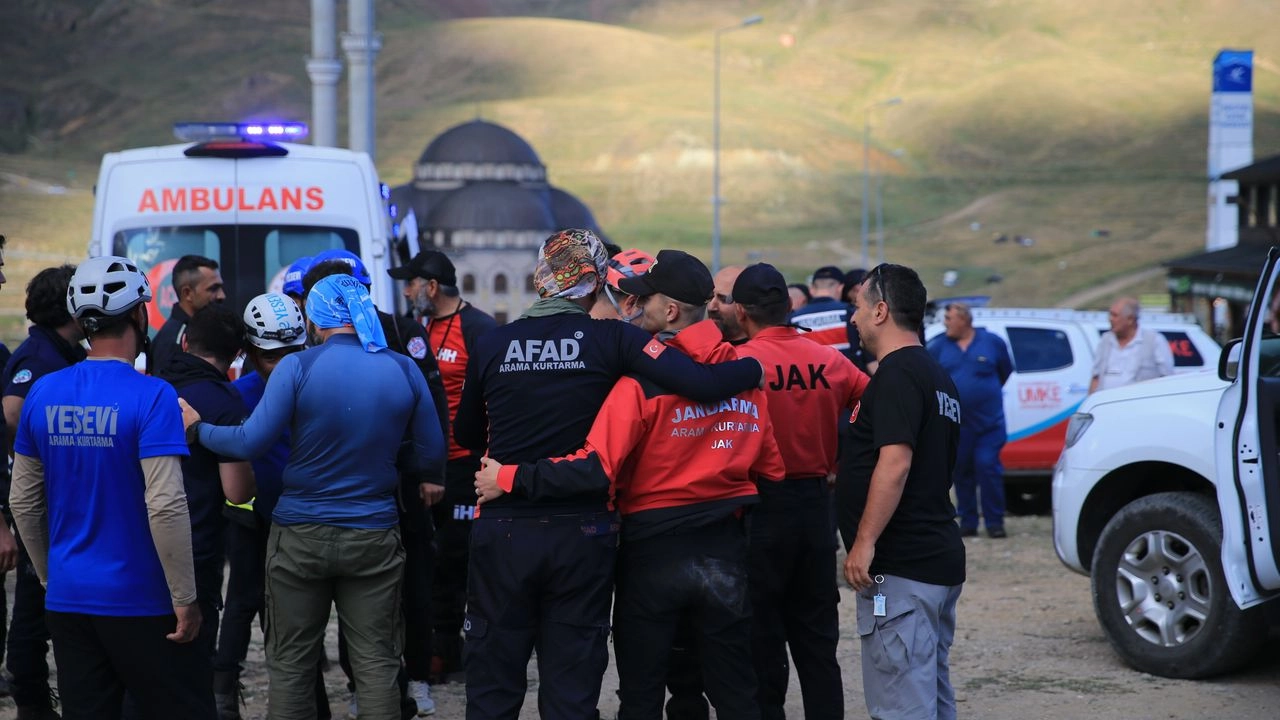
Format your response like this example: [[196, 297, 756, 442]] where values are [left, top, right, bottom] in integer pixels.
[[174, 122, 309, 143]]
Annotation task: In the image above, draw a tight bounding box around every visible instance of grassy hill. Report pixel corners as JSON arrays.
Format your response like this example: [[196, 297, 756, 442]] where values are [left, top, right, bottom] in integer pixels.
[[2, 0, 1279, 342]]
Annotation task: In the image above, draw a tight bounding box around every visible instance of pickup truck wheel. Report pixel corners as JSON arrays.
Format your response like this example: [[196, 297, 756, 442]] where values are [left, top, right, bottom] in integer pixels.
[[1091, 491, 1264, 678]]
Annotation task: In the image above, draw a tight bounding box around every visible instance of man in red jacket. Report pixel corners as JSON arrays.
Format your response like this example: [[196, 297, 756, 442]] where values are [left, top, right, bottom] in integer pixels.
[[731, 263, 870, 720], [475, 250, 784, 720]]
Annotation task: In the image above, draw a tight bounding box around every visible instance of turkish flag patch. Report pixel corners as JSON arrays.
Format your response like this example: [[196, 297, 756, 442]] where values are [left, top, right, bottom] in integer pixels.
[[644, 340, 666, 359]]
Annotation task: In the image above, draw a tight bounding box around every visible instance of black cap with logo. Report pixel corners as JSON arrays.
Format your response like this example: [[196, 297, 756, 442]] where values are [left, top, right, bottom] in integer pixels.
[[811, 265, 845, 283], [387, 250, 457, 286], [732, 263, 789, 306], [617, 249, 713, 305]]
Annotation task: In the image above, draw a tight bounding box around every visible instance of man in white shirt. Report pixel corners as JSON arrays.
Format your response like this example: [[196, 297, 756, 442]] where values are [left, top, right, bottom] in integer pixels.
[[1089, 297, 1174, 393]]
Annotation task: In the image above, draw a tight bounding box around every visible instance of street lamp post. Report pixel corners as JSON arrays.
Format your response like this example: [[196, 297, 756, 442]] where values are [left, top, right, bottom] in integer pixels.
[[712, 13, 763, 274], [876, 148, 905, 265], [861, 97, 902, 268]]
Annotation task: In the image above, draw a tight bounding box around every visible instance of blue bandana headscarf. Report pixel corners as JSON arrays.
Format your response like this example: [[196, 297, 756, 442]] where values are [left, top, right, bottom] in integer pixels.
[[305, 274, 388, 353]]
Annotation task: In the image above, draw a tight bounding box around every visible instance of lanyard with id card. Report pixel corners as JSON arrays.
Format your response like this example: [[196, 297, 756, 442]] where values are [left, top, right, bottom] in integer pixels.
[[873, 574, 886, 617]]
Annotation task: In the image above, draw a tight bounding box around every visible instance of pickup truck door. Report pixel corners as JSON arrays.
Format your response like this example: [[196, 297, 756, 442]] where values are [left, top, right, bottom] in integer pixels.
[[1218, 245, 1280, 606]]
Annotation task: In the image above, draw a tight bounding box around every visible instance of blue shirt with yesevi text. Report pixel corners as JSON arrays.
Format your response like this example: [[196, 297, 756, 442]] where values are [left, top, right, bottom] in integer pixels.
[[15, 360, 190, 617], [200, 334, 445, 529]]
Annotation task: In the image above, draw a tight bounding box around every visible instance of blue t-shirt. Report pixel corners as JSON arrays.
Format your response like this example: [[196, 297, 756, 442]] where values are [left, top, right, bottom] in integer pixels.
[[15, 360, 190, 616], [233, 371, 288, 521], [200, 334, 444, 529], [927, 328, 1013, 434]]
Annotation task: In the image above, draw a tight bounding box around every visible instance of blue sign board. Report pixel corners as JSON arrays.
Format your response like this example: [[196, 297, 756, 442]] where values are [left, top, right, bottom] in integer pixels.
[[1214, 50, 1253, 93]]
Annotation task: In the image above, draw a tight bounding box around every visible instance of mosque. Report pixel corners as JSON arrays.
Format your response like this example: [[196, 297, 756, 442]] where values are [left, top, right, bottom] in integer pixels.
[[390, 120, 610, 323]]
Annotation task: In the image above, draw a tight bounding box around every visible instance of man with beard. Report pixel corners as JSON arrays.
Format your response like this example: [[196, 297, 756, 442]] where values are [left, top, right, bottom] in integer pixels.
[[389, 250, 496, 684]]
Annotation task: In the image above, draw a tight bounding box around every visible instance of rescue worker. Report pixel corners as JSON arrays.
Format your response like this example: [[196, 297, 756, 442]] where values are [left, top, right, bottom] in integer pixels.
[[473, 249, 785, 719], [707, 265, 746, 345], [589, 248, 654, 322], [11, 256, 213, 719], [212, 293, 317, 720], [732, 263, 870, 720], [157, 304, 256, 660], [152, 255, 226, 373], [389, 249, 496, 685], [186, 274, 444, 720], [452, 229, 764, 720], [303, 253, 450, 718], [3, 265, 84, 720]]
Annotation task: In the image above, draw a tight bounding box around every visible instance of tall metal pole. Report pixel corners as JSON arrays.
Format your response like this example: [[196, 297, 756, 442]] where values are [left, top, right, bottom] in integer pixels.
[[307, 0, 341, 148], [875, 164, 884, 265], [713, 30, 722, 274], [343, 0, 381, 160], [860, 97, 902, 269], [711, 14, 763, 274], [860, 112, 870, 269]]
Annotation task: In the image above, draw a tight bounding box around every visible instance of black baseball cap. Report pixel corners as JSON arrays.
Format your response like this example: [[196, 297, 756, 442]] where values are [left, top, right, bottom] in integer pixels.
[[732, 263, 789, 306], [617, 249, 713, 305], [388, 250, 457, 285], [811, 265, 845, 283]]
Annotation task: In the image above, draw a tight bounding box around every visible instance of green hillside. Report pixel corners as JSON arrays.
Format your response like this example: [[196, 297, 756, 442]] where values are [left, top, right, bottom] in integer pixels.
[[2, 0, 1279, 342]]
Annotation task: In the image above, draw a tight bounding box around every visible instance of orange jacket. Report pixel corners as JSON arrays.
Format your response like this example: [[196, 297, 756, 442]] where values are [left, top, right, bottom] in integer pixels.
[[497, 320, 785, 529]]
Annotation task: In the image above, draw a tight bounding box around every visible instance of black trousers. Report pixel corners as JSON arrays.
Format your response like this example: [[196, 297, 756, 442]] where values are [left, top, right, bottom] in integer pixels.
[[464, 512, 617, 720], [749, 480, 844, 720], [431, 456, 481, 655], [614, 516, 759, 720], [6, 529, 53, 708], [214, 514, 266, 674], [46, 610, 215, 720]]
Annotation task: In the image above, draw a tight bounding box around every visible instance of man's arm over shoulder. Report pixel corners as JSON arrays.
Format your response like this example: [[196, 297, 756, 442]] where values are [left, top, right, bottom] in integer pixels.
[[499, 377, 648, 502], [616, 322, 761, 402]]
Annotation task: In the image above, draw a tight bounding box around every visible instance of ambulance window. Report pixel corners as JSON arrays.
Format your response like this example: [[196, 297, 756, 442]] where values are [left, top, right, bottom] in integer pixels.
[[1158, 331, 1204, 368], [1005, 326, 1072, 373], [462, 273, 476, 293], [494, 273, 508, 294], [264, 229, 349, 277], [114, 227, 221, 278]]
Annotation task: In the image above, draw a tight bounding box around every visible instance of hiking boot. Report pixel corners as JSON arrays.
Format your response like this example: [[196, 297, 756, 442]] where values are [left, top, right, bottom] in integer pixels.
[[407, 680, 436, 716], [213, 670, 242, 720], [16, 706, 61, 720]]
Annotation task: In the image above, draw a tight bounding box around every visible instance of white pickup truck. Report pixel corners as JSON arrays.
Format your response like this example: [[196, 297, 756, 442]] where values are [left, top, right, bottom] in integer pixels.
[[1053, 248, 1280, 678]]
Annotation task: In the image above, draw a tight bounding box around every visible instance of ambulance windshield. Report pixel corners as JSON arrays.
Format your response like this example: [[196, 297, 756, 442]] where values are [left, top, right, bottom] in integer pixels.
[[113, 223, 359, 330]]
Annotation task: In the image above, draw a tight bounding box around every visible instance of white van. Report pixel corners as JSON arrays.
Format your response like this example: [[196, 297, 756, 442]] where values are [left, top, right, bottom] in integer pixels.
[[924, 308, 1219, 503], [89, 122, 415, 329]]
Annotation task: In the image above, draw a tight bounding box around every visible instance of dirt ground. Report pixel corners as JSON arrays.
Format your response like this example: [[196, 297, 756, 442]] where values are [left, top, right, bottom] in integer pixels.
[[0, 513, 1277, 719]]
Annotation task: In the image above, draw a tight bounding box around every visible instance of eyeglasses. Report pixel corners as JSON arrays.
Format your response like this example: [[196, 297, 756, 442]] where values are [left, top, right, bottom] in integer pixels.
[[870, 264, 890, 313]]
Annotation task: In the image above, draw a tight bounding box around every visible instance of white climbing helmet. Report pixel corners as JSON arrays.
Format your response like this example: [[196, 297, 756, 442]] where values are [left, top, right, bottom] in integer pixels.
[[243, 292, 307, 350], [66, 255, 152, 322]]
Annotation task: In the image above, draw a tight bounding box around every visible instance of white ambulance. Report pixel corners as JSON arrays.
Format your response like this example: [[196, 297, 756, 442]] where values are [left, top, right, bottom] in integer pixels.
[[88, 122, 415, 330], [924, 307, 1219, 509]]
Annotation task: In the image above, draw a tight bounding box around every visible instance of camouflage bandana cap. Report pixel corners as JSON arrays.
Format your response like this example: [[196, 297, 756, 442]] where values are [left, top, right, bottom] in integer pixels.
[[533, 229, 608, 299]]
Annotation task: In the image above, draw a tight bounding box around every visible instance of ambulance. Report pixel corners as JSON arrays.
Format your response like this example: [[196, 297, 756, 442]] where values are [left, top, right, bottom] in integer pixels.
[[923, 307, 1220, 509], [88, 122, 416, 331]]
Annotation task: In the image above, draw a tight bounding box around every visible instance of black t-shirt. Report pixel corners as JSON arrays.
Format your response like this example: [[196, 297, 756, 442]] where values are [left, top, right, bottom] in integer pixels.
[[836, 345, 966, 586]]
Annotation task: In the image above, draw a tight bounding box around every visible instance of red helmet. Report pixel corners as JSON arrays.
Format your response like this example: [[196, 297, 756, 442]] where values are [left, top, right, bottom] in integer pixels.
[[606, 249, 656, 290]]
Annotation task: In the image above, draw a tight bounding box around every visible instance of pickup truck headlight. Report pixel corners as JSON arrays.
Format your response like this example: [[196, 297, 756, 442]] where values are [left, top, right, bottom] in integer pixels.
[[1064, 412, 1093, 449]]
